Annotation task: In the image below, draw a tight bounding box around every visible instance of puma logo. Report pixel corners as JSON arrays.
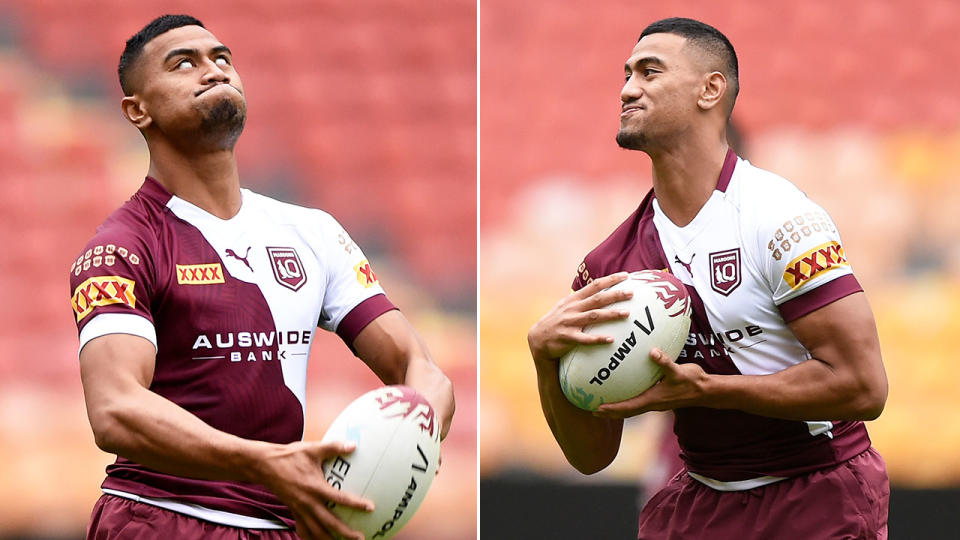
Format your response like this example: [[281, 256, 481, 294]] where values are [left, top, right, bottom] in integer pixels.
[[225, 247, 252, 271], [675, 253, 695, 276]]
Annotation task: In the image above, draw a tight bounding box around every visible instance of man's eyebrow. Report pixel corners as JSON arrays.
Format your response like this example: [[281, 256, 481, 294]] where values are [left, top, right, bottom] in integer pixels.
[[164, 45, 232, 63], [165, 47, 198, 63], [625, 56, 666, 71]]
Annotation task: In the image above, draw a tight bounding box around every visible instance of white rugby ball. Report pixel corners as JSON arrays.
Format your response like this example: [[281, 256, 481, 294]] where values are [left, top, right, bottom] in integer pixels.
[[559, 270, 692, 411], [320, 385, 441, 539]]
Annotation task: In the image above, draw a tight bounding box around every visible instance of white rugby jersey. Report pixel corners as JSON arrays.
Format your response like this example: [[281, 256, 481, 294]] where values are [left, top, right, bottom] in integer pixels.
[[573, 149, 871, 487], [69, 177, 396, 527]]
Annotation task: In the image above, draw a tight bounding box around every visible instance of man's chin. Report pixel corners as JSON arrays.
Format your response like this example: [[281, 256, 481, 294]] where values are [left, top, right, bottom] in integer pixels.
[[615, 129, 646, 150], [197, 98, 246, 149]]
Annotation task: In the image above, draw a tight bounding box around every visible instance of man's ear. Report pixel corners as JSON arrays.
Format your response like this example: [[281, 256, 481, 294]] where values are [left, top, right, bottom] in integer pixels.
[[697, 71, 727, 111], [121, 96, 152, 130]]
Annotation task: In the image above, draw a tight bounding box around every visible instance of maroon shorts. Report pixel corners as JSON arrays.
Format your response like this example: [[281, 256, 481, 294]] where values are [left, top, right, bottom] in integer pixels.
[[87, 494, 300, 540], [637, 447, 889, 540]]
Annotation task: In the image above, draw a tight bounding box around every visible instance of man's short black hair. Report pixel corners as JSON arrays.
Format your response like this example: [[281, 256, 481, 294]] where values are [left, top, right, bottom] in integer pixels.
[[118, 14, 205, 95], [639, 17, 739, 110]]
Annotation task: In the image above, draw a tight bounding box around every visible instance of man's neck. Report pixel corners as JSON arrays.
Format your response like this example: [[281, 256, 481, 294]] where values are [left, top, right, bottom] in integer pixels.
[[648, 136, 730, 228], [146, 141, 242, 220]]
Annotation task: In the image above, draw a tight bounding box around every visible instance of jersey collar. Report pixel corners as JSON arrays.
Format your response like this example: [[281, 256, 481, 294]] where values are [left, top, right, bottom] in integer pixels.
[[715, 148, 738, 193]]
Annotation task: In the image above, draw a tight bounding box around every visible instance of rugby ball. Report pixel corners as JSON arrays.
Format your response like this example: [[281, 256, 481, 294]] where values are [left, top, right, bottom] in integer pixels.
[[320, 385, 441, 540], [559, 270, 692, 411]]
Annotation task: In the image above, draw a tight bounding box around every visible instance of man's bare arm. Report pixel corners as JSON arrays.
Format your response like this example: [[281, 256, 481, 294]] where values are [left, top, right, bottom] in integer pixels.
[[351, 310, 455, 440], [527, 273, 633, 474], [596, 292, 888, 421], [80, 333, 371, 540]]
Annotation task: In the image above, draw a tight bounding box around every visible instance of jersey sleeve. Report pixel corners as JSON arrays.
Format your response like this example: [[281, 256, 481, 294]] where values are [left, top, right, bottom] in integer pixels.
[[69, 225, 158, 353], [571, 259, 592, 292], [315, 213, 397, 344], [756, 195, 863, 323]]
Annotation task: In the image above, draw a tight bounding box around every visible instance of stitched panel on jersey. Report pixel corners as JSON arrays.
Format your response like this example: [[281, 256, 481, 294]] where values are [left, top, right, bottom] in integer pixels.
[[150, 217, 303, 444]]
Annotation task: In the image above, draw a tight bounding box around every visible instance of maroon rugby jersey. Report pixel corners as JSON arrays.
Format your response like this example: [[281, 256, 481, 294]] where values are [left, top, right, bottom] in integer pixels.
[[572, 151, 872, 484], [69, 178, 396, 525]]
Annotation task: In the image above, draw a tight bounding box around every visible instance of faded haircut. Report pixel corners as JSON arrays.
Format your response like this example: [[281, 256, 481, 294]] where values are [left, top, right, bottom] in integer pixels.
[[118, 14, 205, 95]]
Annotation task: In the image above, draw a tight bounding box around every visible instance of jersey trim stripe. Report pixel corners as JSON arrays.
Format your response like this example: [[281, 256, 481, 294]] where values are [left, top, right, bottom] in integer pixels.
[[777, 274, 862, 322], [79, 313, 157, 353], [102, 489, 288, 530], [686, 472, 787, 492], [335, 293, 397, 344], [714, 148, 738, 192]]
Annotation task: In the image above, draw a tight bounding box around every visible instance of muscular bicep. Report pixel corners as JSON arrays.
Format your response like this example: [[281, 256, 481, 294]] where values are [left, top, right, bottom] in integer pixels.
[[79, 334, 157, 413], [787, 292, 887, 416], [351, 310, 425, 385]]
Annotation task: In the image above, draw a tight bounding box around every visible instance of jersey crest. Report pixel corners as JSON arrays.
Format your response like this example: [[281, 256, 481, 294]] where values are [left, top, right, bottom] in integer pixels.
[[267, 247, 307, 291], [709, 248, 742, 296]]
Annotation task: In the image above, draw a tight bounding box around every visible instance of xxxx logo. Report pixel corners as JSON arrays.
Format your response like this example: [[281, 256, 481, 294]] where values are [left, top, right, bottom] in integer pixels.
[[176, 263, 225, 285], [353, 260, 378, 288], [72, 276, 136, 321], [784, 242, 848, 289]]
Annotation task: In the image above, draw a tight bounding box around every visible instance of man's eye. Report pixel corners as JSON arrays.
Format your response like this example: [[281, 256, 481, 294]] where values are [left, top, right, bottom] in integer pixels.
[[176, 59, 193, 70], [215, 56, 229, 66]]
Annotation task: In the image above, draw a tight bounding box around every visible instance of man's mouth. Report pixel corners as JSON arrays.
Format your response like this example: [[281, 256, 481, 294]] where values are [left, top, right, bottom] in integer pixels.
[[196, 84, 238, 97]]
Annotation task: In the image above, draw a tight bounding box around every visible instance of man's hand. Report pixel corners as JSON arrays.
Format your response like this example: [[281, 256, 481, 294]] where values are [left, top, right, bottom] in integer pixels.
[[593, 348, 708, 418], [80, 334, 376, 539], [258, 440, 374, 540], [527, 272, 633, 364], [528, 272, 634, 474]]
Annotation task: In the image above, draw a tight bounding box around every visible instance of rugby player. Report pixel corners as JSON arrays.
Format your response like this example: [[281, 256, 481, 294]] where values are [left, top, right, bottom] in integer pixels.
[[69, 14, 454, 540], [528, 17, 889, 539]]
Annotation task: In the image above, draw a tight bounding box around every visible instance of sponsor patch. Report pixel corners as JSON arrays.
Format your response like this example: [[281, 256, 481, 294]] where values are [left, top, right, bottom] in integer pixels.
[[176, 263, 225, 285], [72, 276, 136, 321], [766, 211, 837, 261], [709, 248, 742, 296], [354, 259, 379, 288], [267, 247, 307, 291], [74, 244, 139, 276], [783, 242, 848, 289]]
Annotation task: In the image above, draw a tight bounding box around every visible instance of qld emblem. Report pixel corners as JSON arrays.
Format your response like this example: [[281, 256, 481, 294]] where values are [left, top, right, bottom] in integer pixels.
[[267, 247, 307, 291], [709, 248, 741, 296]]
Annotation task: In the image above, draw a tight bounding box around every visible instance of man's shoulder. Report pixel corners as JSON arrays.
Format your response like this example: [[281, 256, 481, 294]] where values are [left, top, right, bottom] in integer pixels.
[[730, 160, 828, 232], [731, 159, 808, 208], [242, 189, 338, 229], [76, 188, 166, 262]]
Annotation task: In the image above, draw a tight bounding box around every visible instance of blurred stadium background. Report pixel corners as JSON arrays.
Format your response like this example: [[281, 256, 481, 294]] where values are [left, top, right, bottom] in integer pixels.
[[0, 1, 475, 539], [480, 0, 960, 538]]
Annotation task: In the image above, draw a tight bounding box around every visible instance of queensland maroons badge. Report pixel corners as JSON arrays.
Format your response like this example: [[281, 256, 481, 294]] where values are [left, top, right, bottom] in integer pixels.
[[709, 248, 741, 296], [266, 247, 307, 291]]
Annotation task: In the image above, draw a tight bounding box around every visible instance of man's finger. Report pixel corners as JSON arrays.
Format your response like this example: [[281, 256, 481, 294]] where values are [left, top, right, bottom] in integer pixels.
[[566, 329, 618, 345], [316, 504, 365, 540], [321, 483, 375, 512], [648, 348, 671, 367], [567, 308, 631, 327], [593, 394, 651, 418], [573, 272, 629, 299], [580, 287, 634, 310], [315, 440, 358, 459], [295, 509, 334, 540], [648, 348, 683, 377]]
